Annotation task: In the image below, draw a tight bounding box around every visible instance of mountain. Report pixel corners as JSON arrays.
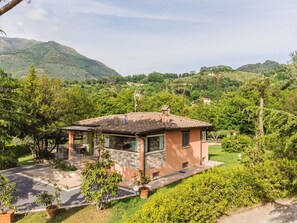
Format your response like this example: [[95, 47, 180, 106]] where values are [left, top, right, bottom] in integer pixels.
[[236, 60, 282, 74], [0, 37, 120, 81]]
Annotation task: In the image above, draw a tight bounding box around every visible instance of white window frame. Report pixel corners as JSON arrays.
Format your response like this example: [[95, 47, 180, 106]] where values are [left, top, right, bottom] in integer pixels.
[[201, 130, 207, 141], [145, 134, 165, 153]]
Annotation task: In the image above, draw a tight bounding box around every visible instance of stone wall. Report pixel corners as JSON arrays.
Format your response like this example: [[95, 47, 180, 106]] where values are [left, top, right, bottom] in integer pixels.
[[145, 151, 166, 169], [106, 149, 139, 169]]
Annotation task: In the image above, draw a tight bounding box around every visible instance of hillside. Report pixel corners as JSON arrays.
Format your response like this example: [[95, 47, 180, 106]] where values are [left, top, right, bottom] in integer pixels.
[[236, 60, 282, 74], [0, 37, 120, 81]]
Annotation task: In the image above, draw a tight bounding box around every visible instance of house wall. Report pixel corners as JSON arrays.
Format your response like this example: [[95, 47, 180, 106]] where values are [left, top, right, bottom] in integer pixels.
[[105, 129, 208, 181], [146, 129, 205, 178], [107, 148, 140, 180], [202, 141, 209, 163]]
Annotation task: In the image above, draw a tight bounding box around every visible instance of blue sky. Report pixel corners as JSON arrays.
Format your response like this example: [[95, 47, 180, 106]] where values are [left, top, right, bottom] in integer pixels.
[[1, 0, 297, 75]]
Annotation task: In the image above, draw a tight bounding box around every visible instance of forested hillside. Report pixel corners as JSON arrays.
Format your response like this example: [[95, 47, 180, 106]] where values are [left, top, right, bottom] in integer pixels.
[[0, 37, 120, 81]]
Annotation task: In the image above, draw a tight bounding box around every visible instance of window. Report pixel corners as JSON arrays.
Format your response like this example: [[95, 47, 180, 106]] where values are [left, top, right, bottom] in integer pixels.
[[182, 162, 189, 169], [202, 130, 207, 141], [182, 131, 190, 147], [146, 135, 164, 152], [104, 135, 138, 152]]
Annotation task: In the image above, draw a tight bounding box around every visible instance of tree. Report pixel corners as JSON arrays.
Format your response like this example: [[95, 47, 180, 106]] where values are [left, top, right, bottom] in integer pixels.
[[81, 134, 122, 210], [0, 0, 30, 16], [64, 85, 94, 124], [214, 93, 254, 134], [19, 66, 68, 158], [0, 69, 21, 149], [263, 109, 297, 160], [139, 90, 189, 116]]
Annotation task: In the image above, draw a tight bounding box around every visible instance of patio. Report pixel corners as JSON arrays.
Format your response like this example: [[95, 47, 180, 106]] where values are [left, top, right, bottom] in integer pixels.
[[17, 158, 223, 191]]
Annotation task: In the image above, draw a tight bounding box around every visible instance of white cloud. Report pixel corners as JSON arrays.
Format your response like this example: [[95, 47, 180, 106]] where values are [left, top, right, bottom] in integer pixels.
[[26, 8, 47, 21]]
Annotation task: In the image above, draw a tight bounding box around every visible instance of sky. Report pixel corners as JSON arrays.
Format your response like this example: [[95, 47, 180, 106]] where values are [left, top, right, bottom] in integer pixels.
[[1, 0, 297, 75]]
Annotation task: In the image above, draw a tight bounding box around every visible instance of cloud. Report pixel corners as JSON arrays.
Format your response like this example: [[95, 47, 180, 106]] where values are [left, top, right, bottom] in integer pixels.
[[74, 1, 211, 24], [26, 8, 47, 21]]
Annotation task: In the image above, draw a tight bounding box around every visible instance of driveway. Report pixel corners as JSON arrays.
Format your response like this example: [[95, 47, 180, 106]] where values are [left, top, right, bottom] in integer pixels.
[[218, 200, 297, 223], [1, 164, 134, 212]]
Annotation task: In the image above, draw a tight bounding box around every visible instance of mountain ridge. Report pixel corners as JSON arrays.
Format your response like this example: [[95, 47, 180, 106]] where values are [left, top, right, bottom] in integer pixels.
[[0, 37, 120, 81]]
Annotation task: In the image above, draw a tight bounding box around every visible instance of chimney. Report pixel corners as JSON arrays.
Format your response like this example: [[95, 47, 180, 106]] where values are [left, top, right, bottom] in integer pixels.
[[161, 105, 170, 123]]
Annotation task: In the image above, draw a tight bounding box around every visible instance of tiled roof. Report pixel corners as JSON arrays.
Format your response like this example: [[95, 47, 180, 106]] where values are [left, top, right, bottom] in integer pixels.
[[72, 112, 212, 135]]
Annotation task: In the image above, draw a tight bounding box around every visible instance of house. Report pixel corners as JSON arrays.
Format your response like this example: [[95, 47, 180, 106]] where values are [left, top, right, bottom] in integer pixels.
[[201, 97, 211, 103], [62, 106, 212, 180]]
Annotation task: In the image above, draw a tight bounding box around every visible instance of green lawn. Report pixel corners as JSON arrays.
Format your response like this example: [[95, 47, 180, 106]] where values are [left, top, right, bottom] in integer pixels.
[[18, 154, 35, 166], [208, 145, 242, 169], [15, 145, 239, 222], [15, 205, 111, 223]]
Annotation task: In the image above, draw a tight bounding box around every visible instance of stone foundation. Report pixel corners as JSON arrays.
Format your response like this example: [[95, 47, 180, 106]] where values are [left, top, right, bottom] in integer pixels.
[[106, 149, 140, 169], [145, 151, 166, 168]]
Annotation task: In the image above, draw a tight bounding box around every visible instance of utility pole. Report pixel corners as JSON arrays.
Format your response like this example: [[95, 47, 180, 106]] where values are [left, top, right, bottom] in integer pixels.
[[134, 90, 141, 112]]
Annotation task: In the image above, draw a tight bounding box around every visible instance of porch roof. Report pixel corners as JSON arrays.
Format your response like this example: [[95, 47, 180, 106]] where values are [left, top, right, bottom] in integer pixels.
[[59, 126, 93, 131], [65, 112, 212, 135]]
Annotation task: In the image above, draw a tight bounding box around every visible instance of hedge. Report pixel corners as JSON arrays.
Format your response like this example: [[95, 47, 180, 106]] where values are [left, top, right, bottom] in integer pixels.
[[0, 144, 31, 170], [0, 156, 18, 170], [221, 135, 253, 153], [126, 159, 297, 223], [4, 144, 31, 158]]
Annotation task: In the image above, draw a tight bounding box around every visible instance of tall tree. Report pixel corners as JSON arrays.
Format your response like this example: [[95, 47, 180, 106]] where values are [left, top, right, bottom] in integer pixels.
[[0, 69, 20, 148], [19, 66, 68, 158]]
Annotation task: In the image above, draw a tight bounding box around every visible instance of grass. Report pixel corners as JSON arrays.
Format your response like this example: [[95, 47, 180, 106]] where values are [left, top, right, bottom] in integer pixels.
[[15, 145, 239, 223], [15, 205, 111, 223], [208, 145, 242, 169], [18, 154, 35, 166]]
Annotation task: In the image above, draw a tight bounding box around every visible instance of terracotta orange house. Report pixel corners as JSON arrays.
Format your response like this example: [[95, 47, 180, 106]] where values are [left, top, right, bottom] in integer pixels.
[[62, 106, 212, 180]]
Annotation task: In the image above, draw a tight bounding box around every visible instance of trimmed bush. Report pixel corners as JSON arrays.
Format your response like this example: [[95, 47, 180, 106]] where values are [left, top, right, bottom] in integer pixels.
[[2, 144, 31, 159], [53, 160, 77, 171], [0, 156, 18, 170], [221, 135, 253, 153], [126, 159, 297, 223]]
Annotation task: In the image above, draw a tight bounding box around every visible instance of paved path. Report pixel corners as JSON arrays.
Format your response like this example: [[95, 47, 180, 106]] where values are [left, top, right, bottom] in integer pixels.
[[1, 164, 134, 213], [0, 160, 221, 213], [219, 200, 297, 223]]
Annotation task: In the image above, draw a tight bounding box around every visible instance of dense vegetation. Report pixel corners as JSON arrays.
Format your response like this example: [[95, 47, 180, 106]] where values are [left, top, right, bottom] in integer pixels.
[[0, 52, 296, 168], [126, 159, 297, 223]]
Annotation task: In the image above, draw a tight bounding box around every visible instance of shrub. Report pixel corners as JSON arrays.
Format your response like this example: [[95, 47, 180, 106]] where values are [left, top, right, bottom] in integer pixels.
[[5, 144, 31, 158], [53, 160, 77, 171], [39, 150, 55, 160], [241, 146, 266, 168], [126, 159, 297, 223], [221, 135, 253, 153], [0, 156, 18, 170], [0, 174, 16, 213], [35, 186, 62, 208]]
